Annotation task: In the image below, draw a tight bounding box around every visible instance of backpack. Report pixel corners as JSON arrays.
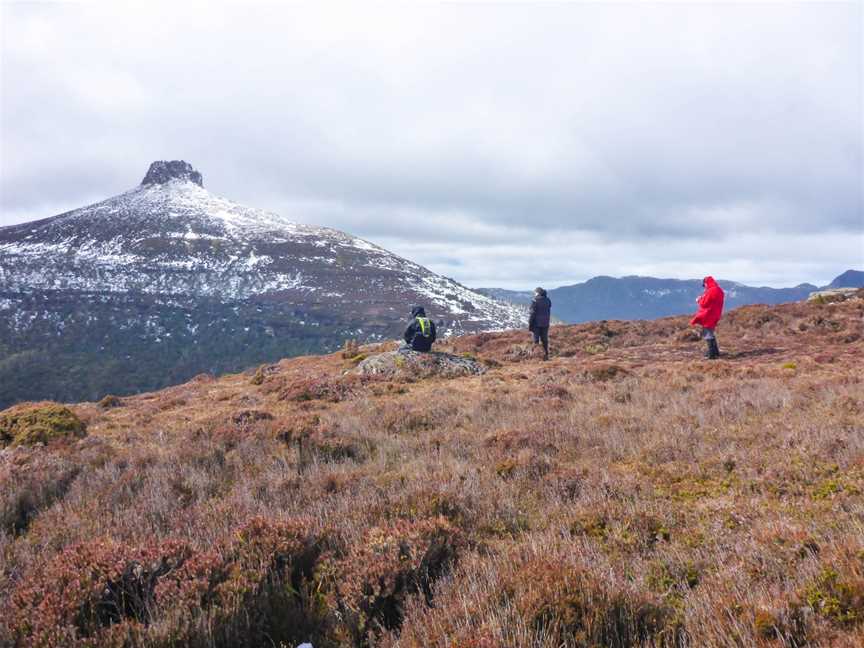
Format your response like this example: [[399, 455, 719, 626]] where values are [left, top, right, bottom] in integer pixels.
[[411, 317, 434, 351], [415, 317, 432, 338]]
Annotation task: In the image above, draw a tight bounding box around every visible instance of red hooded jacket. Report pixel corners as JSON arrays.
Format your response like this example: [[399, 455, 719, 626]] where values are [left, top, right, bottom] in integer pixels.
[[690, 276, 724, 328]]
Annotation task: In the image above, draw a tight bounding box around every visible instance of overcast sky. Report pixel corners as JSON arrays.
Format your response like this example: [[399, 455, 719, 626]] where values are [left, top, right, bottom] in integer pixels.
[[1, 1, 862, 289]]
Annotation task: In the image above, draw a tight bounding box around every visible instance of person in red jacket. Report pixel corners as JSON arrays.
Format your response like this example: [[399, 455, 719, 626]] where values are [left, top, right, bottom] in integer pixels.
[[690, 276, 724, 359]]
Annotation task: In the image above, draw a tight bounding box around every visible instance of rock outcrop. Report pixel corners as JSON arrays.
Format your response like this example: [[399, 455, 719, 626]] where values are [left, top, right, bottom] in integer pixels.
[[141, 160, 204, 187], [807, 288, 863, 303], [353, 349, 487, 379]]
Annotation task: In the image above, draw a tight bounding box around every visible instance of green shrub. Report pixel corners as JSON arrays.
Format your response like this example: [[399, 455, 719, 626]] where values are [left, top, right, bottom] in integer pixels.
[[802, 567, 864, 625], [0, 402, 87, 447]]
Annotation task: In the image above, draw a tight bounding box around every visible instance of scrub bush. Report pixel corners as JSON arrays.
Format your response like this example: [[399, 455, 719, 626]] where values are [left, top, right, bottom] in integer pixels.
[[0, 402, 87, 447]]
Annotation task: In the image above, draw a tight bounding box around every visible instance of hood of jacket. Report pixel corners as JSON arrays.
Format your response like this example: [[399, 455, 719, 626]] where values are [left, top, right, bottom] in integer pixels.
[[410, 306, 426, 318], [703, 276, 718, 289]]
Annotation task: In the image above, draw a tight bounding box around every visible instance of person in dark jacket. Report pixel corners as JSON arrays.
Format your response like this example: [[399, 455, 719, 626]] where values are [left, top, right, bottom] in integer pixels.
[[528, 287, 552, 360], [690, 276, 725, 359], [403, 305, 437, 352]]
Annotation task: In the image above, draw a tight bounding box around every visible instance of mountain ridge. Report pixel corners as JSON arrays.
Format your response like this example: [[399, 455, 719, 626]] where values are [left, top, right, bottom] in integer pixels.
[[477, 269, 860, 322]]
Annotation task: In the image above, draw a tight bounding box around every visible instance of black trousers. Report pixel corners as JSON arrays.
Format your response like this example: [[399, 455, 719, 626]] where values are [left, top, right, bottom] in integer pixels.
[[532, 326, 549, 355]]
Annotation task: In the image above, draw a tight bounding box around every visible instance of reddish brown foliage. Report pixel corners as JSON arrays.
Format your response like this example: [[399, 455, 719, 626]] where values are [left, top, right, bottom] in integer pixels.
[[1, 297, 862, 647]]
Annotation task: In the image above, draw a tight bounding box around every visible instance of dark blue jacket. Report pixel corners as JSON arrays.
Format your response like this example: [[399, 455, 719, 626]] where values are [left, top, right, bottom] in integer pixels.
[[528, 291, 552, 331]]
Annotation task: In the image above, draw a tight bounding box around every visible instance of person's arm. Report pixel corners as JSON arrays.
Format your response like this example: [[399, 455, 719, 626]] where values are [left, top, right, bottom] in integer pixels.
[[691, 294, 706, 326], [404, 322, 415, 344], [528, 300, 536, 330], [430, 321, 437, 343]]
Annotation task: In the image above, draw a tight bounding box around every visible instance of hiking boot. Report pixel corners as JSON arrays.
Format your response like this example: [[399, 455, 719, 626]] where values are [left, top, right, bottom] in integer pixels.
[[709, 339, 720, 359]]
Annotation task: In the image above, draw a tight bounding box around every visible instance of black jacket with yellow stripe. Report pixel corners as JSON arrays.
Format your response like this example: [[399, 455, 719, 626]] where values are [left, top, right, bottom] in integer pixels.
[[404, 307, 437, 351]]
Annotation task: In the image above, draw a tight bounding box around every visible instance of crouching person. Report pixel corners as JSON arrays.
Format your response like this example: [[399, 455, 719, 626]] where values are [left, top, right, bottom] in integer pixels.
[[528, 287, 552, 360], [690, 276, 724, 359], [404, 305, 437, 352]]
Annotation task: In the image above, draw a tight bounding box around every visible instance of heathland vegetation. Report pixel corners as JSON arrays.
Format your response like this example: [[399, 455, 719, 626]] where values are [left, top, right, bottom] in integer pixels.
[[1, 293, 862, 647]]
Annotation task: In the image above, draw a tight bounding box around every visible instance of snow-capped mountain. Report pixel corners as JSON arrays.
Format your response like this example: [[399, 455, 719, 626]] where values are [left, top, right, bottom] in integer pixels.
[[0, 161, 524, 407], [1, 160, 522, 328]]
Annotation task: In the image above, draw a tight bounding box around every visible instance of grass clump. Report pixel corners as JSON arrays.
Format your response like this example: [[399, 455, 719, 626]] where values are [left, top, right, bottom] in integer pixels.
[[319, 517, 464, 644], [801, 565, 864, 626], [5, 517, 327, 648], [504, 557, 680, 647], [250, 365, 266, 385], [97, 394, 122, 409], [753, 608, 778, 638], [569, 512, 609, 540], [495, 457, 518, 479], [0, 402, 87, 447], [341, 339, 360, 359], [584, 364, 629, 382], [583, 342, 608, 355], [344, 353, 368, 368]]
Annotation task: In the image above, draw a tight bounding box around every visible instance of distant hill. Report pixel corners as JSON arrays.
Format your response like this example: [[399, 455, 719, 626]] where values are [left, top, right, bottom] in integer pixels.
[[828, 269, 864, 288], [478, 271, 860, 323]]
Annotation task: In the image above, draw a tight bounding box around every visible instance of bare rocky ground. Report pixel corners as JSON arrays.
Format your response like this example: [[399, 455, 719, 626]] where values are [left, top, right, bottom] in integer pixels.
[[0, 293, 862, 647]]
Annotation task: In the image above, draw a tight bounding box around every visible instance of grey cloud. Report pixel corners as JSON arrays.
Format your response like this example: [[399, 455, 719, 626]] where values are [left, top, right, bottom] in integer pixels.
[[1, 2, 861, 289]]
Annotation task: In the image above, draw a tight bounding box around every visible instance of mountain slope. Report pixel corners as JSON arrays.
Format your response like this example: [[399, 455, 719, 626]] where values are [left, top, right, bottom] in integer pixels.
[[0, 160, 523, 407], [1, 295, 862, 647], [474, 287, 535, 306], [828, 269, 864, 288]]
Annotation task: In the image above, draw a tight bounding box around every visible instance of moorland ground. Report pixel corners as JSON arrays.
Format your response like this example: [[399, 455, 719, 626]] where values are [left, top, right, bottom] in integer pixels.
[[1, 294, 862, 647]]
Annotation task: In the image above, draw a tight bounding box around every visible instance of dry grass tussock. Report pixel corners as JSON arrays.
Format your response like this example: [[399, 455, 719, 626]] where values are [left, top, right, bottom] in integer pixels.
[[0, 295, 862, 647]]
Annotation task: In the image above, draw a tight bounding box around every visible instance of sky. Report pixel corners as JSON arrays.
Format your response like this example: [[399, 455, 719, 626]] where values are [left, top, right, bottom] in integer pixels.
[[1, 1, 862, 290]]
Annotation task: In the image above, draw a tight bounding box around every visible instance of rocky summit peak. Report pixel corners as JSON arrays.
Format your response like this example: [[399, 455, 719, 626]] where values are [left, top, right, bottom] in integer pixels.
[[141, 160, 203, 187]]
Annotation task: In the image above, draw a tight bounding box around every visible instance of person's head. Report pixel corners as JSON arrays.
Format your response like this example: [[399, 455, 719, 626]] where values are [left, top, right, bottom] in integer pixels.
[[534, 287, 546, 297], [702, 276, 716, 288], [411, 305, 426, 318]]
